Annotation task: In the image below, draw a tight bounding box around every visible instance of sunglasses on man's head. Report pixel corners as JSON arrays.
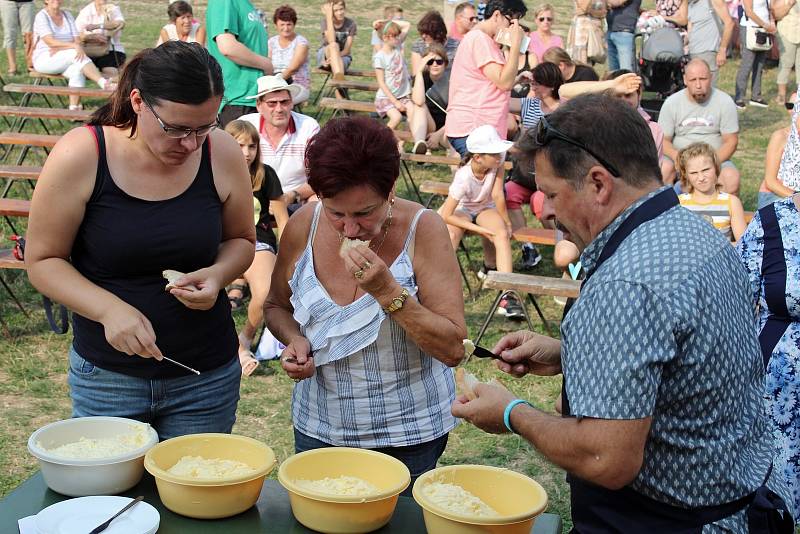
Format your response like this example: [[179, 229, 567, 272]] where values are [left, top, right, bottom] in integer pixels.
[[538, 16, 553, 21], [534, 116, 622, 177], [426, 58, 445, 66]]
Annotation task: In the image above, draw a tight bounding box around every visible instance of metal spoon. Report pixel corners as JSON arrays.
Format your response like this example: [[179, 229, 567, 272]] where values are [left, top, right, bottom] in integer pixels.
[[88, 495, 144, 534]]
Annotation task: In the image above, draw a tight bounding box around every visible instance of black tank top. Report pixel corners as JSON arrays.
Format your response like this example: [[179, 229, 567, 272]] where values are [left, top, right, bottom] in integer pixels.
[[71, 126, 237, 378]]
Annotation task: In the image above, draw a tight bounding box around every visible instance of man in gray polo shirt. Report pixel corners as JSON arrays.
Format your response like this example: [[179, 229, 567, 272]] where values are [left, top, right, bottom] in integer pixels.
[[658, 58, 740, 195]]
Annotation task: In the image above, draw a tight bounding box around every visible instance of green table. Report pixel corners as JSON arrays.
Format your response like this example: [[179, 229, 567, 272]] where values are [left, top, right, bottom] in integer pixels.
[[0, 472, 563, 533]]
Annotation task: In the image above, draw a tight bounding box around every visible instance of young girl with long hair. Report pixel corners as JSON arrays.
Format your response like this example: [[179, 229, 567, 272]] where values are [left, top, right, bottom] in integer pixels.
[[224, 120, 289, 375]]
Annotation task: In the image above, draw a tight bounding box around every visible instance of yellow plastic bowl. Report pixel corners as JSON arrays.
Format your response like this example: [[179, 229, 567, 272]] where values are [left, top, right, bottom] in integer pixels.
[[412, 465, 548, 534], [144, 433, 276, 519], [278, 447, 410, 533]]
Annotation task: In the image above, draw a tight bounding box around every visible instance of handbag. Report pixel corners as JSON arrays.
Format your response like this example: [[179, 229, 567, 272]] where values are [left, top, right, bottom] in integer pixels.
[[745, 25, 773, 51], [743, 0, 773, 52], [79, 4, 123, 58], [587, 22, 607, 63]]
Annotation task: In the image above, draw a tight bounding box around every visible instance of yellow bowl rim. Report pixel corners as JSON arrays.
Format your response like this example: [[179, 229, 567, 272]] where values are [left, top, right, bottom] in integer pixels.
[[144, 433, 276, 486], [412, 464, 548, 525], [278, 447, 410, 503]]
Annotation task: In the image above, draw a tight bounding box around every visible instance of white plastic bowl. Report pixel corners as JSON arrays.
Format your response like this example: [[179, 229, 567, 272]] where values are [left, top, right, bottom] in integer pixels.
[[28, 416, 159, 497]]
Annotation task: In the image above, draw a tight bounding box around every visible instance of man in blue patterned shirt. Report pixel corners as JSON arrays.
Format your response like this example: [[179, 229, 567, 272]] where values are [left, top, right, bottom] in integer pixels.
[[453, 94, 793, 531]]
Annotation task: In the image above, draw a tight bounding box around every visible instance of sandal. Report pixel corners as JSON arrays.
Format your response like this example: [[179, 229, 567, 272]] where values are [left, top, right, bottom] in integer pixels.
[[227, 283, 248, 311]]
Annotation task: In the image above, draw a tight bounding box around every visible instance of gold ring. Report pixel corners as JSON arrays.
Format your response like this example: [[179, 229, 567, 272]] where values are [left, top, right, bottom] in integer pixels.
[[354, 269, 365, 279], [362, 261, 372, 270]]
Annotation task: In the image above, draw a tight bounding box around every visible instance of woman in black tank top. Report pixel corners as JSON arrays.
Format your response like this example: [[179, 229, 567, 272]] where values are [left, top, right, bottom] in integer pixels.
[[24, 42, 256, 440]]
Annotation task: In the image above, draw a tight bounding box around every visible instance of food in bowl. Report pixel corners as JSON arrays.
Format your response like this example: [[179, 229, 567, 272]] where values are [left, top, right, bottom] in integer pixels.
[[28, 417, 159, 497], [278, 447, 410, 533], [167, 455, 256, 478], [413, 465, 548, 534], [293, 475, 379, 496], [39, 423, 152, 460], [420, 481, 499, 517], [144, 433, 276, 519]]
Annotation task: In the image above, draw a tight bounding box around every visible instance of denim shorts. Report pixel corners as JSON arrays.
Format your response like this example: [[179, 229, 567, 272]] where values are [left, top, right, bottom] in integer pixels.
[[68, 346, 241, 441], [293, 429, 449, 497], [447, 135, 469, 158]]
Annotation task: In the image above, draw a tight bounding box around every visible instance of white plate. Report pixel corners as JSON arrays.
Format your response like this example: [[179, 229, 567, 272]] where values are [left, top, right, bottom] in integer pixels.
[[35, 496, 160, 534]]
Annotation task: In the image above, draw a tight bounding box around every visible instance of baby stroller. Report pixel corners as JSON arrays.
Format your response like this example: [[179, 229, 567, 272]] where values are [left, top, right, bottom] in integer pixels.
[[635, 27, 687, 120]]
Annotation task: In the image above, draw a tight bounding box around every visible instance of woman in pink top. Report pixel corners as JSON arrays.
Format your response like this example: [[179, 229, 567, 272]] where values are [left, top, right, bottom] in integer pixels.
[[445, 0, 528, 157], [528, 4, 563, 62]]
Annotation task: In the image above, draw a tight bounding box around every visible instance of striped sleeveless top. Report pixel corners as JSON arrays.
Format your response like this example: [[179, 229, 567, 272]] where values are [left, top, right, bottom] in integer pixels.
[[679, 191, 734, 241], [288, 203, 457, 448]]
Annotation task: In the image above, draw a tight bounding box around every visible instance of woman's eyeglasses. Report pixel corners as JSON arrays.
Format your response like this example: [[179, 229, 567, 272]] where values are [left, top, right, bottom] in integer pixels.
[[144, 101, 219, 139], [426, 58, 445, 66], [538, 16, 553, 22], [534, 116, 621, 177]]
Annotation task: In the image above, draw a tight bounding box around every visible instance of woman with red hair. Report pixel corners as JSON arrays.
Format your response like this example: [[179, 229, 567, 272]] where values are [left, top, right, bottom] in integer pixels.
[[264, 117, 466, 493]]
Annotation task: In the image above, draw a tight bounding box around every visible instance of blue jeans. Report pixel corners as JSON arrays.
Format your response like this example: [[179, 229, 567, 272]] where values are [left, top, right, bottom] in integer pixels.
[[293, 429, 449, 497], [607, 31, 635, 71], [68, 346, 241, 441], [447, 135, 469, 158]]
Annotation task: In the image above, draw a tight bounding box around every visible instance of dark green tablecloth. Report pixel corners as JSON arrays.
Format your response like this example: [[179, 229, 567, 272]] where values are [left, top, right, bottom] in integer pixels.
[[0, 472, 563, 533]]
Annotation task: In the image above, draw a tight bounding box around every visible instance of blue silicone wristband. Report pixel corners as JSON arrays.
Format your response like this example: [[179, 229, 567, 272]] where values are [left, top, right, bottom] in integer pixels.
[[503, 399, 533, 434]]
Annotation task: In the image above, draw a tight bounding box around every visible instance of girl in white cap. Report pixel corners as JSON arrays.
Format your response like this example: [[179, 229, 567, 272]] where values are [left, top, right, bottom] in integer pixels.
[[438, 125, 524, 319]]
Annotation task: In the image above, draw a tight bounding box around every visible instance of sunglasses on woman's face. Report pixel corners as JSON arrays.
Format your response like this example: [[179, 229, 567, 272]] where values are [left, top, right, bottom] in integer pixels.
[[426, 58, 445, 66], [786, 101, 795, 110], [534, 116, 622, 177], [538, 16, 553, 22]]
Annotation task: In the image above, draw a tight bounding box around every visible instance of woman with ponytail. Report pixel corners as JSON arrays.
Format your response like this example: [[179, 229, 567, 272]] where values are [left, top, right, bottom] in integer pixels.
[[24, 41, 256, 440]]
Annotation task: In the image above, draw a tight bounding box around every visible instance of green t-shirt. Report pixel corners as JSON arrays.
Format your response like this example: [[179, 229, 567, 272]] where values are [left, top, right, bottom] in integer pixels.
[[206, 0, 268, 108]]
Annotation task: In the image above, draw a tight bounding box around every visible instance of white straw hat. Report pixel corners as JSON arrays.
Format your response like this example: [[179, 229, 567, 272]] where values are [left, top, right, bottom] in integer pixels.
[[245, 75, 303, 101]]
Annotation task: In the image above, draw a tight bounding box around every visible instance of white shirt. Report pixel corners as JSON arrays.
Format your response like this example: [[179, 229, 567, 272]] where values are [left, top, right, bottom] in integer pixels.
[[33, 9, 79, 64], [740, 0, 771, 28], [240, 110, 320, 193]]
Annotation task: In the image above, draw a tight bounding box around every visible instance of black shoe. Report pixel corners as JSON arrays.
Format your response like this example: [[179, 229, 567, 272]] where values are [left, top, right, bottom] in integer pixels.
[[521, 244, 542, 270], [498, 292, 525, 321], [749, 98, 768, 108], [735, 100, 746, 110]]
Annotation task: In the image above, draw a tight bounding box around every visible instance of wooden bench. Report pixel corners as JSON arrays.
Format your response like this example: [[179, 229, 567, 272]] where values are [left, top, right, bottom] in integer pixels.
[[328, 78, 379, 92], [318, 96, 375, 114], [0, 131, 60, 166], [474, 271, 582, 344], [311, 68, 376, 104], [0, 165, 41, 180], [0, 105, 91, 122], [0, 197, 31, 235], [512, 227, 557, 246], [312, 68, 375, 78], [3, 83, 111, 107], [0, 248, 29, 335], [0, 198, 31, 217]]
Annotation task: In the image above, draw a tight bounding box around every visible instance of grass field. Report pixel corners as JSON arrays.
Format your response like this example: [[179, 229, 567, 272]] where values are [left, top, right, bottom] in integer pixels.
[[0, 0, 790, 529]]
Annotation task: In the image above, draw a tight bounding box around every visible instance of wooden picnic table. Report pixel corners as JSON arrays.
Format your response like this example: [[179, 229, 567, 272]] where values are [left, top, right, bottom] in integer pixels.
[[3, 83, 112, 99], [0, 472, 564, 533]]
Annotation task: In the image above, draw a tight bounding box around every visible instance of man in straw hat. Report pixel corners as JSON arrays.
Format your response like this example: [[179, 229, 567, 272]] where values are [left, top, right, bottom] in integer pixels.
[[240, 75, 320, 209]]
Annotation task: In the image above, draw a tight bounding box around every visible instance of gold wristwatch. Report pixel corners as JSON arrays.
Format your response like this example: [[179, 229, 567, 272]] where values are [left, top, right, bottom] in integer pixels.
[[383, 288, 409, 313]]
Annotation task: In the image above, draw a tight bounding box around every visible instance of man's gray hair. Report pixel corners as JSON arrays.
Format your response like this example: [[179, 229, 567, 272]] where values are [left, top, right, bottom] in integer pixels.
[[515, 94, 662, 189]]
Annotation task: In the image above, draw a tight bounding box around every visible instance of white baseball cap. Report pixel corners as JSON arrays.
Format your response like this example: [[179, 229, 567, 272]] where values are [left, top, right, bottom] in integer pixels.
[[245, 75, 304, 101], [466, 125, 514, 154]]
